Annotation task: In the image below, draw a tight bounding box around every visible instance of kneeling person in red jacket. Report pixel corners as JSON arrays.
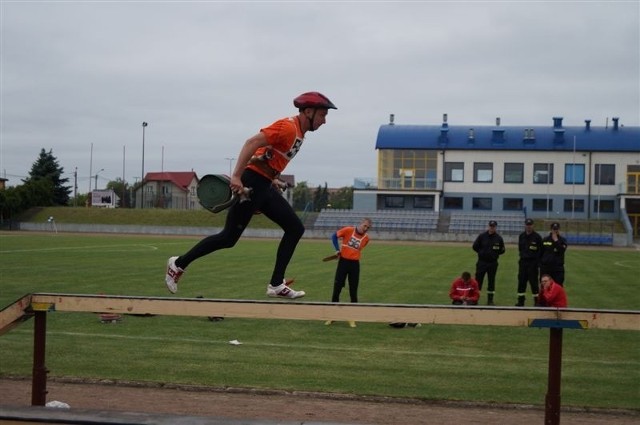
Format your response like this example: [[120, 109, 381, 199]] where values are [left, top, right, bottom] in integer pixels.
[[538, 274, 568, 307], [449, 271, 480, 305]]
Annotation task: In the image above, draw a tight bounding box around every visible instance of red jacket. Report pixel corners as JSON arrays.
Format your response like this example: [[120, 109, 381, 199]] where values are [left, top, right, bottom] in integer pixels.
[[449, 277, 480, 303], [539, 282, 568, 307]]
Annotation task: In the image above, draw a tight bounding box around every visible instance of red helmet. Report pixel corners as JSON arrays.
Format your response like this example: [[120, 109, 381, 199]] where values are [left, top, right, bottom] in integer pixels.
[[293, 92, 337, 110]]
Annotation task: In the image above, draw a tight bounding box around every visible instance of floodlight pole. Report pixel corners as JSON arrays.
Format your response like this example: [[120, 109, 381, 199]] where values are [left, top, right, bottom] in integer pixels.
[[141, 122, 148, 209], [225, 157, 236, 176]]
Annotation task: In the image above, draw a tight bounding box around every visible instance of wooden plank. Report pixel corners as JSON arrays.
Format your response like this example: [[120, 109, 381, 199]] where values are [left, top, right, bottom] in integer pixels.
[[29, 293, 640, 331], [0, 294, 33, 336]]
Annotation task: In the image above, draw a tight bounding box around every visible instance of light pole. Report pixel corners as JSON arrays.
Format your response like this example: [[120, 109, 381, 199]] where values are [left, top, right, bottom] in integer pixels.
[[94, 168, 104, 190], [141, 122, 148, 209], [225, 157, 236, 176]]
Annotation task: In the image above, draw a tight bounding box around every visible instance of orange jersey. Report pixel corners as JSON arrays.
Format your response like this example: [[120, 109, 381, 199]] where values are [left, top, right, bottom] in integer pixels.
[[246, 116, 304, 179], [337, 226, 370, 261]]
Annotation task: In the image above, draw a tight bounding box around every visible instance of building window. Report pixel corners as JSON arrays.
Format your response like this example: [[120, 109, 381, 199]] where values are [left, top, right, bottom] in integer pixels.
[[444, 162, 464, 182], [384, 196, 405, 209], [378, 150, 438, 190], [443, 197, 463, 209], [532, 198, 553, 211], [593, 200, 615, 213], [504, 163, 524, 183], [533, 163, 554, 184], [474, 163, 493, 183], [414, 196, 434, 209], [565, 164, 585, 184], [503, 198, 523, 211], [594, 164, 615, 185], [564, 199, 584, 213], [472, 197, 492, 210]]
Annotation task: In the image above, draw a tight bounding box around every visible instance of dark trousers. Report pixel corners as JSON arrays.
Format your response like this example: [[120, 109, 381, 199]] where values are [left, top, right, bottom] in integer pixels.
[[475, 260, 498, 293], [518, 259, 540, 296], [332, 258, 360, 303], [540, 265, 565, 286], [176, 169, 304, 287]]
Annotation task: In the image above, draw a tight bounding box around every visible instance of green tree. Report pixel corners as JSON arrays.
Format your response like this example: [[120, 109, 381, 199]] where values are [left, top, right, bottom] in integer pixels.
[[69, 193, 89, 208], [329, 186, 353, 209], [24, 148, 72, 206], [107, 178, 131, 208], [313, 183, 330, 212], [292, 181, 312, 211], [0, 179, 54, 224]]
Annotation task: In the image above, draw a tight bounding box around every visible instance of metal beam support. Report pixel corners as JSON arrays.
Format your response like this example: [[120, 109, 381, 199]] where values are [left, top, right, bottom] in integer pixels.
[[545, 328, 564, 425], [31, 310, 48, 406]]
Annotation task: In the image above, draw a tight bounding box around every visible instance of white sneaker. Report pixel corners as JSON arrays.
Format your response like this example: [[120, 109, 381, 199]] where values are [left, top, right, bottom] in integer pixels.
[[266, 279, 305, 299], [165, 256, 184, 294]]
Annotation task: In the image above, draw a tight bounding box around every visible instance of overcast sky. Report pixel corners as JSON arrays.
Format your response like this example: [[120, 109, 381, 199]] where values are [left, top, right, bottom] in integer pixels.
[[1, 1, 638, 192]]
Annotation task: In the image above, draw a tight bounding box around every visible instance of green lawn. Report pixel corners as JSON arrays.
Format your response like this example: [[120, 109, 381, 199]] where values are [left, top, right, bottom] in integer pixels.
[[0, 232, 638, 410]]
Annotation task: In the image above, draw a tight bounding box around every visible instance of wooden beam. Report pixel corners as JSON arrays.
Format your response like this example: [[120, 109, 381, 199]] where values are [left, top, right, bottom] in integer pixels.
[[29, 293, 640, 331], [0, 294, 33, 336]]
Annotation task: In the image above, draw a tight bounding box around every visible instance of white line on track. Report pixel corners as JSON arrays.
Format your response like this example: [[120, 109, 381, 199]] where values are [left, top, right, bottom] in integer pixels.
[[613, 260, 639, 269], [4, 330, 636, 366], [0, 244, 159, 254]]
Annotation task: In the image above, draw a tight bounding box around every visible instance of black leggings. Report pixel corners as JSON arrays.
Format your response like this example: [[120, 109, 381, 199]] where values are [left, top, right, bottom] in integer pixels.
[[176, 169, 304, 286], [332, 258, 360, 303]]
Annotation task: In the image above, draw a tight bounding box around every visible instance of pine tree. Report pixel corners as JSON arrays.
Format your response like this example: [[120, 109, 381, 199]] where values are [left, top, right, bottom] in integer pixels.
[[24, 148, 72, 206]]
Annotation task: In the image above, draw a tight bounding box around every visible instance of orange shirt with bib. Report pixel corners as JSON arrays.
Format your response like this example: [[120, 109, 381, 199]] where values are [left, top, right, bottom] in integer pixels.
[[337, 226, 370, 261], [247, 116, 303, 180]]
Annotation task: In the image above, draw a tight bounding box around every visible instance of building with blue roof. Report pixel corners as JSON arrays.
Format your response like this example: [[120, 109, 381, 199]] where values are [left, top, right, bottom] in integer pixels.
[[351, 114, 640, 238]]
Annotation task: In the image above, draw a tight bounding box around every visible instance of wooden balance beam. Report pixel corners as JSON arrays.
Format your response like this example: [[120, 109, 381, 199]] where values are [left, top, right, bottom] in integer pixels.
[[25, 293, 640, 330], [2, 293, 638, 425]]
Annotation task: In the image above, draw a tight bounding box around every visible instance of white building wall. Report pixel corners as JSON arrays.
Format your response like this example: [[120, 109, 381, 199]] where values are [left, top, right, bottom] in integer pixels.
[[442, 150, 631, 198]]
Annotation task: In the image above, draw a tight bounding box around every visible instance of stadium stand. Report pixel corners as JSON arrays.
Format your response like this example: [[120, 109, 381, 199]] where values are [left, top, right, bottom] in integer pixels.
[[448, 212, 525, 235], [314, 209, 439, 232], [313, 210, 614, 245]]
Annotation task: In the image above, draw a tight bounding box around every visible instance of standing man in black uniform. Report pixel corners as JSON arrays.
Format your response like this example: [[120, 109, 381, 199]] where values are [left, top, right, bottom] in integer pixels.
[[540, 222, 568, 285], [516, 218, 543, 306], [472, 220, 506, 305]]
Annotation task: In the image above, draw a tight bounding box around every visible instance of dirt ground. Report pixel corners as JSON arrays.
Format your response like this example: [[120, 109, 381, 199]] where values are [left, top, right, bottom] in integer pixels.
[[0, 378, 637, 425]]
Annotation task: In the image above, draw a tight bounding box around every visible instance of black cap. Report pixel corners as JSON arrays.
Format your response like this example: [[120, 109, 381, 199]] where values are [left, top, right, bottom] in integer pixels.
[[525, 218, 534, 225], [551, 222, 560, 230], [488, 220, 498, 227]]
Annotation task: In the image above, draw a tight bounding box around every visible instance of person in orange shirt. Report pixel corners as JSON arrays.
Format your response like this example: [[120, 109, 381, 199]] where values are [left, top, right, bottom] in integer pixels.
[[165, 92, 337, 299], [325, 218, 372, 327], [449, 271, 480, 305]]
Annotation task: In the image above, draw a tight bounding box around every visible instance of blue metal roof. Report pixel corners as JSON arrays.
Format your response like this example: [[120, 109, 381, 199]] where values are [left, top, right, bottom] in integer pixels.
[[375, 120, 640, 152]]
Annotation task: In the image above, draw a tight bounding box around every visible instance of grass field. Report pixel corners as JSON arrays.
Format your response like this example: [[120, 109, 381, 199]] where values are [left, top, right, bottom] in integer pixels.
[[0, 231, 638, 410]]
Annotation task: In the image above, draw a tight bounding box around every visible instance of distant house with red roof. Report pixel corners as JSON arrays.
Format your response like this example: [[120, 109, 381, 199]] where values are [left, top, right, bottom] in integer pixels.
[[136, 171, 201, 210], [135, 171, 295, 210]]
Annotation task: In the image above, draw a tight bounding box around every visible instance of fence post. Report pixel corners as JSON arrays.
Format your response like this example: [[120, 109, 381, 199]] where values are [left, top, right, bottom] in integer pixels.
[[544, 327, 563, 425], [31, 310, 48, 406]]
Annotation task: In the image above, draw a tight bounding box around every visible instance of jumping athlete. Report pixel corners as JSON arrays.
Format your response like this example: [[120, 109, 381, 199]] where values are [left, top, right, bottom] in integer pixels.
[[165, 92, 337, 298], [325, 218, 372, 328]]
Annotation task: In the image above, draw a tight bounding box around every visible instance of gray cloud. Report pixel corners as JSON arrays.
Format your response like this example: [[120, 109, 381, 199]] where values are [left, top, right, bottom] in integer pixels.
[[1, 1, 638, 190]]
